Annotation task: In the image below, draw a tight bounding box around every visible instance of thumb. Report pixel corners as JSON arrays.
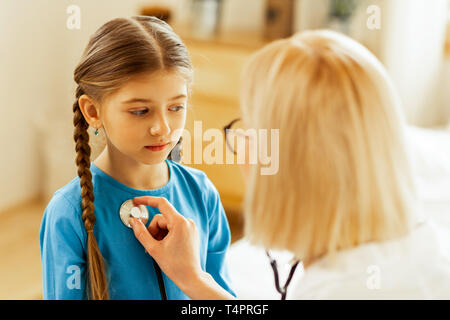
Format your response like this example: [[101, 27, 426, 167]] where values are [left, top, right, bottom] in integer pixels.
[[130, 217, 160, 257]]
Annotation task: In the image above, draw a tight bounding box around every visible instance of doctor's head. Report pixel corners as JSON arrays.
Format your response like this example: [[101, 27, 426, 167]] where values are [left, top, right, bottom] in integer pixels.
[[72, 16, 192, 299], [240, 30, 416, 265]]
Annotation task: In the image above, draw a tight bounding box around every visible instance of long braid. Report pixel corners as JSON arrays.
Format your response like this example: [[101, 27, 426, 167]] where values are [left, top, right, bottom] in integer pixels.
[[73, 86, 109, 300]]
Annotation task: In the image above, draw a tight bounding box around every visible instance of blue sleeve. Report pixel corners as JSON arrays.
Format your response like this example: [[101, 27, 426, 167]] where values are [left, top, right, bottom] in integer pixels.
[[204, 179, 237, 297], [39, 192, 88, 300]]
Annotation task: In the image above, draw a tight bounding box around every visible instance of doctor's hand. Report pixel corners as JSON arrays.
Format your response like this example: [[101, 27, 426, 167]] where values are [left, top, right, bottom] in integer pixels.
[[130, 196, 201, 285], [129, 196, 234, 300]]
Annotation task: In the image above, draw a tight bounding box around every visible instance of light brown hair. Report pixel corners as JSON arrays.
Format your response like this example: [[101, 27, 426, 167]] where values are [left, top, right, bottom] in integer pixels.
[[73, 16, 193, 299]]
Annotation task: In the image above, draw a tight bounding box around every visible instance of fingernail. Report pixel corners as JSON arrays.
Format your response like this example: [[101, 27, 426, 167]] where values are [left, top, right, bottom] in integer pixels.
[[129, 217, 135, 227]]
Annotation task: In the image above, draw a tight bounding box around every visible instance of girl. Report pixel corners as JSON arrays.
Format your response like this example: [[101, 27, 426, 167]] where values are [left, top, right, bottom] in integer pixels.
[[39, 16, 236, 300], [129, 30, 450, 299]]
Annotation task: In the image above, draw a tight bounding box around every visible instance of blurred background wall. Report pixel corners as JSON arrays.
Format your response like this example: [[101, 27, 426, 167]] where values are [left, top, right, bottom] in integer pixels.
[[1, 0, 450, 299]]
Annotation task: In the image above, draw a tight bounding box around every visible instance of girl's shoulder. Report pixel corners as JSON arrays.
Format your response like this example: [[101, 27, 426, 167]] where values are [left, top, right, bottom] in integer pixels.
[[168, 159, 206, 177], [168, 160, 223, 211], [168, 160, 219, 195], [43, 177, 83, 220], [40, 176, 87, 243]]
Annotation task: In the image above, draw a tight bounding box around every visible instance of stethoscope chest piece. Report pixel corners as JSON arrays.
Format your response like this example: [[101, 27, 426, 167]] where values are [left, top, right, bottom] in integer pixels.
[[119, 199, 149, 228]]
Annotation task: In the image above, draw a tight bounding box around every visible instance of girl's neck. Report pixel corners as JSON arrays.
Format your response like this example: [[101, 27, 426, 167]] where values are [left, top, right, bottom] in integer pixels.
[[93, 148, 169, 190]]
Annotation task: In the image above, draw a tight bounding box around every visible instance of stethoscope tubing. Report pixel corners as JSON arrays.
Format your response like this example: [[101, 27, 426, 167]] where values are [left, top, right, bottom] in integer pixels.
[[152, 257, 167, 300]]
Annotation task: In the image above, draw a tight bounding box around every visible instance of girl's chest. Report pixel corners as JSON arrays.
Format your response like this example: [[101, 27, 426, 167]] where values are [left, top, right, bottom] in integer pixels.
[[92, 195, 210, 261]]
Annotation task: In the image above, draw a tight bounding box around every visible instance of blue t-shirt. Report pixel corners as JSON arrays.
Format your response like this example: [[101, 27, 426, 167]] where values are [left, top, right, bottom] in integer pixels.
[[39, 160, 236, 299]]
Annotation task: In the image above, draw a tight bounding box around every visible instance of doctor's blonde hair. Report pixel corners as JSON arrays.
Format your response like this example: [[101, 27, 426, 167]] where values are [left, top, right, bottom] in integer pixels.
[[241, 30, 416, 264], [73, 16, 192, 299]]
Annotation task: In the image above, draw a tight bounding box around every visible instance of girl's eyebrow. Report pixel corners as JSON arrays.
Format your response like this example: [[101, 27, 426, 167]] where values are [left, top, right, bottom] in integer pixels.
[[122, 94, 187, 104]]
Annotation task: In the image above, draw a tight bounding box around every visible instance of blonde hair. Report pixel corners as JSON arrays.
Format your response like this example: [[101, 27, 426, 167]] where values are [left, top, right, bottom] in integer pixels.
[[240, 30, 416, 264], [73, 16, 192, 299]]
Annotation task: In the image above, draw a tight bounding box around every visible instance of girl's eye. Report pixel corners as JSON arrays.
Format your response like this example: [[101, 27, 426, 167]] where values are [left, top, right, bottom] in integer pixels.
[[131, 109, 148, 116], [169, 106, 185, 112]]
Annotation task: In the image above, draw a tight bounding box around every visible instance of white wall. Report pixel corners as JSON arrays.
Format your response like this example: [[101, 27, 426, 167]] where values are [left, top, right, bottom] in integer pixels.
[[442, 60, 450, 123], [220, 0, 265, 34], [0, 0, 61, 211], [380, 0, 448, 127], [295, 0, 449, 127]]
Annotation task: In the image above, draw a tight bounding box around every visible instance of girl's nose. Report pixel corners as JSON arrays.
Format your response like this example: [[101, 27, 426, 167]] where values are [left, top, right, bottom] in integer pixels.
[[149, 116, 170, 136]]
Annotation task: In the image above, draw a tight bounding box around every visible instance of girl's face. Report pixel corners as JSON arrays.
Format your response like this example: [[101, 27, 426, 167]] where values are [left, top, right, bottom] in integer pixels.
[[99, 70, 188, 165]]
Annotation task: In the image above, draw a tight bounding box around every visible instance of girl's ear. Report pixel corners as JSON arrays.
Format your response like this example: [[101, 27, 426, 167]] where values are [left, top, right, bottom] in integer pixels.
[[78, 94, 102, 128]]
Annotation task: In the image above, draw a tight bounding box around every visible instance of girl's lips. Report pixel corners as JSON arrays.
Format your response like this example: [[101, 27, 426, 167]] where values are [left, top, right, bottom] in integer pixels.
[[145, 143, 170, 151]]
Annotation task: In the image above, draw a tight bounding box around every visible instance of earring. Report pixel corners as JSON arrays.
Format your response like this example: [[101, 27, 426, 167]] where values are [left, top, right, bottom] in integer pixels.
[[168, 137, 183, 163]]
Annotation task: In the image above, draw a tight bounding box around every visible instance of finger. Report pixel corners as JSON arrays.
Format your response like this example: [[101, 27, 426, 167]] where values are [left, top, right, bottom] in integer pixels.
[[148, 214, 168, 240], [132, 196, 182, 224], [148, 215, 161, 238], [129, 217, 159, 256], [153, 214, 168, 230], [153, 215, 169, 240]]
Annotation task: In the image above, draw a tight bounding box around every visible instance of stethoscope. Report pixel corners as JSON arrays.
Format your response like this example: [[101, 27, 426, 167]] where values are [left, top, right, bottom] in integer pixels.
[[119, 200, 168, 300]]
